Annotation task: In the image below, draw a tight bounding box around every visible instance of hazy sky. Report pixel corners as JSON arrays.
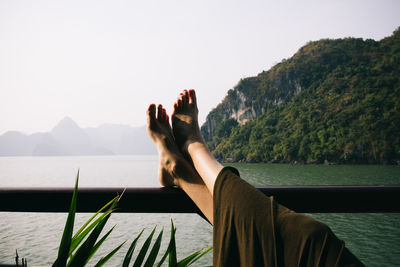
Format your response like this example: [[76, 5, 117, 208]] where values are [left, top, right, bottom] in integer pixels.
[[1, 0, 399, 135]]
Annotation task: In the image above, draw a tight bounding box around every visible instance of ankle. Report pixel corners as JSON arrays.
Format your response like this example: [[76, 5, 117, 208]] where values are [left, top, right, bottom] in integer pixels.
[[187, 141, 208, 157]]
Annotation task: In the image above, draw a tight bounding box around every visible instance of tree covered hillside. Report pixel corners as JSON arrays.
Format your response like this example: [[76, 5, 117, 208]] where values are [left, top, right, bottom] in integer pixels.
[[201, 28, 400, 164]]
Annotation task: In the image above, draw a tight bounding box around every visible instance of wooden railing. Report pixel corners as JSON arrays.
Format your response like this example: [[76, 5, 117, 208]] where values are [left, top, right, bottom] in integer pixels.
[[1, 185, 399, 215], [1, 185, 398, 266]]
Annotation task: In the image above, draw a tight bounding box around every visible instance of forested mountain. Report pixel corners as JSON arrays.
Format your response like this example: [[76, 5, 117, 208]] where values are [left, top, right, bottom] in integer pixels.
[[201, 27, 400, 164]]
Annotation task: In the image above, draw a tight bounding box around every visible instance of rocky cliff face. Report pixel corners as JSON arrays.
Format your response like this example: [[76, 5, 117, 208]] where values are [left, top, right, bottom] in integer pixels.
[[201, 67, 303, 141]]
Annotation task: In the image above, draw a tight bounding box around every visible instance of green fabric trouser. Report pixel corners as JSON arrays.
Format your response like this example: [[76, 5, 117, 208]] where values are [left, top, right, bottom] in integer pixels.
[[213, 167, 364, 267]]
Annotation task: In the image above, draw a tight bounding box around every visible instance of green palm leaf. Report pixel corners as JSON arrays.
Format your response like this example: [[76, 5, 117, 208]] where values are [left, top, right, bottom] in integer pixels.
[[69, 190, 122, 255], [94, 241, 126, 267], [72, 195, 119, 240], [132, 226, 157, 267], [177, 250, 201, 267], [67, 213, 111, 266], [143, 228, 164, 267], [157, 220, 176, 267], [168, 219, 177, 267], [52, 170, 79, 267], [84, 225, 116, 264], [178, 246, 213, 267], [122, 229, 144, 267], [69, 208, 115, 254]]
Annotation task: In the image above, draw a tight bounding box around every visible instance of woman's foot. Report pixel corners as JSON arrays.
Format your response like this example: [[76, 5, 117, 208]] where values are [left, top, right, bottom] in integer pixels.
[[147, 102, 214, 222], [146, 103, 189, 187], [172, 89, 223, 196], [171, 89, 205, 157]]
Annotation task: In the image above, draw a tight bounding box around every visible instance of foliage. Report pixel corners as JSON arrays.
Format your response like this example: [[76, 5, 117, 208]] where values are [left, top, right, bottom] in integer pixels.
[[51, 171, 211, 267], [52, 171, 124, 267], [204, 27, 400, 164]]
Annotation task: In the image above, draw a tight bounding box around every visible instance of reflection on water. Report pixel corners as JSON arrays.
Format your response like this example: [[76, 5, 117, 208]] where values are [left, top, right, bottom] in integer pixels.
[[0, 156, 399, 266]]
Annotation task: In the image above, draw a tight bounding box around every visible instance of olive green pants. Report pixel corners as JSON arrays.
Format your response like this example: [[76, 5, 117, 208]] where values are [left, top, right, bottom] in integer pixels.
[[213, 167, 364, 267]]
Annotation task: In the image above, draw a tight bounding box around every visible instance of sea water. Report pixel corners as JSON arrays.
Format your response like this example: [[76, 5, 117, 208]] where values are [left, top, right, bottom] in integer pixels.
[[0, 156, 399, 266]]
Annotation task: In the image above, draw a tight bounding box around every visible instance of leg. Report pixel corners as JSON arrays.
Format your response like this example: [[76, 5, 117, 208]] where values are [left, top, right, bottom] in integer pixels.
[[171, 90, 364, 266], [146, 104, 214, 223], [172, 89, 223, 196]]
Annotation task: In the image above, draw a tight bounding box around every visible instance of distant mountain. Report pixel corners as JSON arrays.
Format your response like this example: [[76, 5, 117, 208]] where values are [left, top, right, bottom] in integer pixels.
[[51, 117, 94, 155], [0, 117, 156, 156], [202, 27, 400, 164], [85, 123, 155, 155], [0, 131, 32, 156]]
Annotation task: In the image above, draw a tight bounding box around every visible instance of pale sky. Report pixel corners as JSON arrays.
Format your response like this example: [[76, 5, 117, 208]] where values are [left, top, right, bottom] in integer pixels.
[[1, 0, 399, 135]]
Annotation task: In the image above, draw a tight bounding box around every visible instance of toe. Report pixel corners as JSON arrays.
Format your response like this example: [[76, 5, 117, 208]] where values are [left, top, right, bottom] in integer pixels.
[[147, 104, 156, 120], [172, 100, 179, 114], [183, 90, 189, 105], [162, 108, 167, 121], [157, 104, 163, 120], [188, 89, 197, 105], [147, 103, 156, 115]]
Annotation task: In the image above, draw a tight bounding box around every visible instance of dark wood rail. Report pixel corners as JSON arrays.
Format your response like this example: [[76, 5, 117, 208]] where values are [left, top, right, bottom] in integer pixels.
[[1, 185, 399, 214]]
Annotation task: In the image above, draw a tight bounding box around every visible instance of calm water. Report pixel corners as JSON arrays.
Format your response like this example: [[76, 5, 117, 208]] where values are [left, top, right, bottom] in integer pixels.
[[0, 156, 399, 266]]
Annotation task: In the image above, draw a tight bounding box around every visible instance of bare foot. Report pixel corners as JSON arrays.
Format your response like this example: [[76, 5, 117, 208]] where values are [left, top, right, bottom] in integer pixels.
[[146, 103, 189, 187], [171, 89, 223, 196], [171, 89, 204, 156]]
